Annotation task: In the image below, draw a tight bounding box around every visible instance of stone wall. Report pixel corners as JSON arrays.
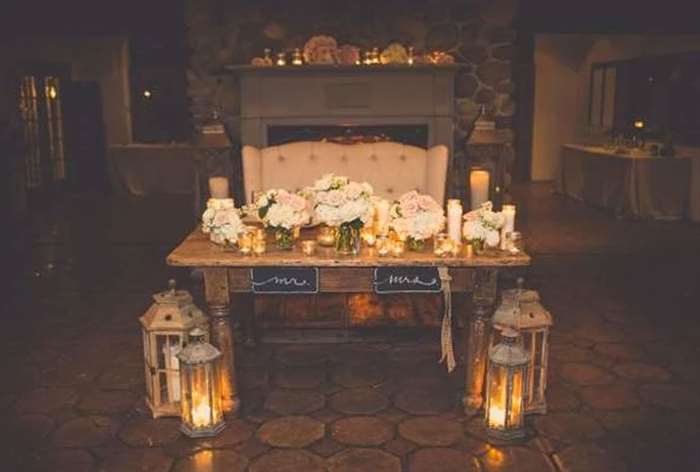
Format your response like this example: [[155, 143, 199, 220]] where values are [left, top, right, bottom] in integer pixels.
[[184, 0, 518, 199]]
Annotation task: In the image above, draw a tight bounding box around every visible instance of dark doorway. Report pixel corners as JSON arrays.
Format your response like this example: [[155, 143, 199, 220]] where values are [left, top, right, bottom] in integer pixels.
[[62, 81, 108, 192]]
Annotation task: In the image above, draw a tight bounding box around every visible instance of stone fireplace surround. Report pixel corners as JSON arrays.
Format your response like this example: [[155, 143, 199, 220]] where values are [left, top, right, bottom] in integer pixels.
[[184, 0, 518, 203]]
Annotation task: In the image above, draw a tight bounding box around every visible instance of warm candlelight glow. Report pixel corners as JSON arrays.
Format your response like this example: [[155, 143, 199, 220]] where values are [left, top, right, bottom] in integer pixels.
[[374, 199, 390, 236], [488, 404, 506, 428], [253, 239, 266, 255], [361, 227, 376, 246], [376, 237, 391, 256], [634, 119, 645, 129], [301, 240, 316, 255], [391, 239, 405, 257], [470, 169, 490, 210], [465, 243, 474, 258], [276, 52, 286, 66], [238, 233, 253, 254], [317, 226, 335, 246], [192, 401, 212, 427]]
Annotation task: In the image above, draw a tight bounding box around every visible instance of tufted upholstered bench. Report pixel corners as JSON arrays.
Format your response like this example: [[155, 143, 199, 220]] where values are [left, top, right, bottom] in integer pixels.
[[241, 141, 449, 205]]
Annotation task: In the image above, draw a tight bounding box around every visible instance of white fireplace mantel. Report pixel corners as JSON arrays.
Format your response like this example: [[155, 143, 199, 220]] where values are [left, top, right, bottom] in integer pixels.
[[228, 64, 459, 156]]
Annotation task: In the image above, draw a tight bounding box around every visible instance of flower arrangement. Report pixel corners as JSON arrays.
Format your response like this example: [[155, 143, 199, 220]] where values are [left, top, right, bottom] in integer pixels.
[[462, 201, 505, 251], [255, 189, 310, 249], [201, 198, 247, 245], [312, 174, 373, 254], [389, 191, 445, 251]]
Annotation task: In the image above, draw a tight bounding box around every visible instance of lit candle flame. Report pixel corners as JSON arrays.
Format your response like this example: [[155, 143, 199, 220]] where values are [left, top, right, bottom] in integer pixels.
[[192, 401, 212, 427]]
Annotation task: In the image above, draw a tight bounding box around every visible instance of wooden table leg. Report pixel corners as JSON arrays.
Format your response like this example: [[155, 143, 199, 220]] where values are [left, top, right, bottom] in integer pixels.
[[203, 268, 240, 416], [464, 268, 498, 417]]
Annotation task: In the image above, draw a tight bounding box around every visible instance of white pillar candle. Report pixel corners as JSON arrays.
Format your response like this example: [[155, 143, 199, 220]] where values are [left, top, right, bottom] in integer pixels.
[[500, 204, 516, 250], [209, 176, 229, 199], [374, 199, 391, 236], [446, 199, 463, 243], [163, 342, 181, 402], [470, 170, 490, 210]]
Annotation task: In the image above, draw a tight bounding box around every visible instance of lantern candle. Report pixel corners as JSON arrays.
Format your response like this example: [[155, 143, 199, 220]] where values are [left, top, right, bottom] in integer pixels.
[[484, 328, 529, 441], [470, 170, 490, 210], [447, 199, 463, 243], [192, 401, 212, 428], [209, 176, 229, 199], [163, 342, 181, 402]]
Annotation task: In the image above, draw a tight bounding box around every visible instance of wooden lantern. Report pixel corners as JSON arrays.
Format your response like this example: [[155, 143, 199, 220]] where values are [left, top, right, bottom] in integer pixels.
[[178, 328, 226, 438], [140, 280, 208, 418], [484, 328, 529, 442], [492, 279, 553, 415]]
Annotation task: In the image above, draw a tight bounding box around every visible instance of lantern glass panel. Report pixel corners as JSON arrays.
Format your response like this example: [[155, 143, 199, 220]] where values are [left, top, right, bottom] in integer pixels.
[[508, 368, 524, 428], [487, 364, 508, 430]]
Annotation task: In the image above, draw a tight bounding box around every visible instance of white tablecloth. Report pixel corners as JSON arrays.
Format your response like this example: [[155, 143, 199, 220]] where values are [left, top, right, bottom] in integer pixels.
[[557, 145, 692, 221]]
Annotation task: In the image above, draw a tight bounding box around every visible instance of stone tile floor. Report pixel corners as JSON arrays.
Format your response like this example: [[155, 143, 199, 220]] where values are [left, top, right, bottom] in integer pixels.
[[3, 182, 700, 471]]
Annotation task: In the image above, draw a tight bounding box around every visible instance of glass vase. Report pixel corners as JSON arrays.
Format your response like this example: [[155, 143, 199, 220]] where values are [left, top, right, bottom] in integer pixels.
[[335, 223, 361, 255], [406, 237, 425, 252], [273, 227, 295, 250]]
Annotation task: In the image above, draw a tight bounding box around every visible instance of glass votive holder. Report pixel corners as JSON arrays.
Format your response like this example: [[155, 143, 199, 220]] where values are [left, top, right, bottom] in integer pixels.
[[434, 233, 448, 256], [253, 239, 266, 255], [238, 233, 253, 255], [448, 239, 461, 257], [301, 240, 316, 256], [361, 227, 376, 247], [391, 240, 405, 257], [376, 236, 391, 257], [506, 231, 523, 254], [253, 228, 265, 243], [317, 226, 335, 247], [465, 243, 474, 258]]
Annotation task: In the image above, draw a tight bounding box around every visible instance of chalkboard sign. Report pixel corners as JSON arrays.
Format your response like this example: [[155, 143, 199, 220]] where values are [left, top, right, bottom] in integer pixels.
[[374, 267, 442, 294], [251, 267, 319, 294]]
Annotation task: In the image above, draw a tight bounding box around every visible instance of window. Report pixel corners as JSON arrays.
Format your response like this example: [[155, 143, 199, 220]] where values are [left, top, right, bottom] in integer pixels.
[[588, 63, 616, 129]]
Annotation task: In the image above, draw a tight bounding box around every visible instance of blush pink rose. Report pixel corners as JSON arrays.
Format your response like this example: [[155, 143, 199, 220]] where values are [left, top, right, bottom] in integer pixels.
[[289, 194, 307, 211], [417, 195, 439, 212], [325, 189, 345, 206], [400, 199, 419, 217]]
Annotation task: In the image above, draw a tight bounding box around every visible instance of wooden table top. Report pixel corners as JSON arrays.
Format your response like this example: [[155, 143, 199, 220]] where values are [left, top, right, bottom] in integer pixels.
[[167, 228, 531, 268]]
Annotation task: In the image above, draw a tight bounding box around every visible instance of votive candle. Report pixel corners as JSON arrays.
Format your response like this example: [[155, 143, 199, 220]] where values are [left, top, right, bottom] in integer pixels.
[[238, 233, 253, 255], [376, 237, 391, 257], [317, 226, 335, 246], [301, 240, 316, 255], [391, 240, 405, 257], [253, 239, 266, 255]]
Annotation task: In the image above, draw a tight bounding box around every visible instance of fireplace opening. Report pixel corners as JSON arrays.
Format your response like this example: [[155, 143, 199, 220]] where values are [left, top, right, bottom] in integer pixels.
[[268, 124, 429, 147]]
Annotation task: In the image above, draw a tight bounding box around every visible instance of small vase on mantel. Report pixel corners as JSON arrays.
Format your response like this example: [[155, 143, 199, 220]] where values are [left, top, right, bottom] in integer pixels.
[[335, 223, 361, 255]]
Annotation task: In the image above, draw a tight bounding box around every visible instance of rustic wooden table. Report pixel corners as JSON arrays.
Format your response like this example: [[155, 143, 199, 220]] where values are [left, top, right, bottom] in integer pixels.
[[168, 228, 531, 416]]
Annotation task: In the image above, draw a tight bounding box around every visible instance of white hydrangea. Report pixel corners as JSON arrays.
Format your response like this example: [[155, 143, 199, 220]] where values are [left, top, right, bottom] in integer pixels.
[[462, 201, 505, 248], [312, 174, 373, 227], [389, 191, 445, 241], [201, 199, 246, 244]]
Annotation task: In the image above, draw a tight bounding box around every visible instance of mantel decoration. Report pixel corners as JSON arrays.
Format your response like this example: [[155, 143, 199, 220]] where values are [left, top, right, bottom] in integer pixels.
[[493, 279, 553, 415], [312, 174, 373, 255], [462, 201, 505, 253], [255, 189, 310, 250], [140, 280, 209, 418], [201, 198, 247, 246], [484, 327, 529, 442], [178, 328, 226, 438], [389, 190, 445, 251], [250, 35, 454, 68]]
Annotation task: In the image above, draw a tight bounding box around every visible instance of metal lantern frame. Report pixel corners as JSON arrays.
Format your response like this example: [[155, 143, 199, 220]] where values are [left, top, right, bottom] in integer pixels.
[[140, 280, 209, 418], [484, 328, 529, 442], [178, 328, 226, 438], [492, 280, 553, 415]]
